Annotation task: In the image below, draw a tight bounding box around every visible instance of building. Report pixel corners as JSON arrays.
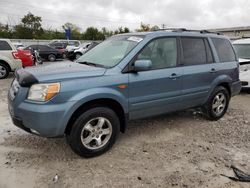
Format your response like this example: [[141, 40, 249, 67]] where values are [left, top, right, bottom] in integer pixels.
[[209, 26, 250, 40]]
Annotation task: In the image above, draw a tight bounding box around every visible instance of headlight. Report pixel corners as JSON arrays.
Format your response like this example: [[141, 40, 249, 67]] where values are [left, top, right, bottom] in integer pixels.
[[27, 83, 60, 102]]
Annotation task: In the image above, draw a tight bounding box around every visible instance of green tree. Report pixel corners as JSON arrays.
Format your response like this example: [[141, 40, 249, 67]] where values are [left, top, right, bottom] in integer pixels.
[[136, 22, 151, 32], [114, 26, 130, 34], [0, 23, 13, 38], [82, 27, 105, 40], [14, 12, 43, 39]]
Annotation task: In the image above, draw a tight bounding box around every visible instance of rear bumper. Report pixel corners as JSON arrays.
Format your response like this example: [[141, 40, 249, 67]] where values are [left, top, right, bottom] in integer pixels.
[[231, 80, 242, 96]]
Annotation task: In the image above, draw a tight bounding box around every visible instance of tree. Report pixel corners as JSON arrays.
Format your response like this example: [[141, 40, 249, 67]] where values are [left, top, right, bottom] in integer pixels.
[[14, 12, 43, 39], [136, 23, 160, 32], [114, 27, 130, 34], [82, 27, 105, 40], [136, 23, 151, 32], [0, 23, 13, 38]]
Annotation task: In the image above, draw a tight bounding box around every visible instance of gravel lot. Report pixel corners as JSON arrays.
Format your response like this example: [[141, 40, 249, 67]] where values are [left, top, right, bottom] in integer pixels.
[[0, 71, 250, 188]]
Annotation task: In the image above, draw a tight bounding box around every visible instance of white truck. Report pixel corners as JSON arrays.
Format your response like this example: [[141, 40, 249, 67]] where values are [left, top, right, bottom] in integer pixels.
[[0, 39, 22, 79]]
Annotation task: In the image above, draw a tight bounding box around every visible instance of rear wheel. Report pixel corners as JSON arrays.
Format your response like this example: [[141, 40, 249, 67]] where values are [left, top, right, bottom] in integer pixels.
[[0, 63, 9, 79], [66, 107, 120, 157], [203, 86, 230, 120], [48, 54, 56, 62]]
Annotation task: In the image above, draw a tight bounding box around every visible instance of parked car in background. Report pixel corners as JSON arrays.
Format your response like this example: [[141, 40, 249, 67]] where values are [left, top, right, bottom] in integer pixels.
[[233, 39, 250, 89], [17, 49, 34, 67], [65, 42, 98, 60], [9, 30, 241, 157], [48, 42, 67, 58], [74, 42, 100, 60], [24, 45, 63, 62], [0, 39, 22, 79]]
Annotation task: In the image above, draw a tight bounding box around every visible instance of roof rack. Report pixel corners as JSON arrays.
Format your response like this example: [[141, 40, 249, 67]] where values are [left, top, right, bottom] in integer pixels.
[[154, 28, 223, 35]]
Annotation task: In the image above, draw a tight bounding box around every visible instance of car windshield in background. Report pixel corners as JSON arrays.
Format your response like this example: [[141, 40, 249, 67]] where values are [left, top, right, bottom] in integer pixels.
[[234, 44, 250, 59], [77, 35, 144, 68]]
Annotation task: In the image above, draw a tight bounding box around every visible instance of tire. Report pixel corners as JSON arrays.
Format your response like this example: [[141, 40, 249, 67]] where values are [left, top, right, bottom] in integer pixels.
[[66, 107, 120, 158], [203, 86, 230, 120], [0, 63, 9, 79], [75, 53, 82, 60], [48, 54, 56, 62]]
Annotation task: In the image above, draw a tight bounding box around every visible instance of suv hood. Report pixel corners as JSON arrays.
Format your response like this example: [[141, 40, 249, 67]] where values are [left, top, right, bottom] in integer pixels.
[[16, 61, 106, 87]]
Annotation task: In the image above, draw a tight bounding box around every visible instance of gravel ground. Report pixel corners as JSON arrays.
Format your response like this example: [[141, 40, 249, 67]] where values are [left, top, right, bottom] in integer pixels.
[[0, 72, 250, 188]]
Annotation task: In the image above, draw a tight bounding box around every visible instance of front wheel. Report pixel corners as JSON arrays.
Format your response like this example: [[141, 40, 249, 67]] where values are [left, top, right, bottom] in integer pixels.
[[203, 86, 230, 120], [66, 107, 120, 157], [75, 53, 82, 60]]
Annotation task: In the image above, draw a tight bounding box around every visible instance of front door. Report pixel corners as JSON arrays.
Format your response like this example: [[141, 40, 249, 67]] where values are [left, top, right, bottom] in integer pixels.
[[128, 37, 183, 120]]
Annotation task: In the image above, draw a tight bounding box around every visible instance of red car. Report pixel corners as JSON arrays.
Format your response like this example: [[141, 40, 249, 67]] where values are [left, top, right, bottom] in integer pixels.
[[16, 49, 34, 67]]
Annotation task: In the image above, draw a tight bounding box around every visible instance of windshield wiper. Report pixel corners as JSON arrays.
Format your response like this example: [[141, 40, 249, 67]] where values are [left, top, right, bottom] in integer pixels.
[[77, 61, 106, 68]]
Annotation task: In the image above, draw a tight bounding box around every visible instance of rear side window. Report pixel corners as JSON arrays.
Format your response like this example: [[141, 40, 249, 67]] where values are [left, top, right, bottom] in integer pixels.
[[0, 41, 12, 51], [212, 38, 236, 62], [181, 38, 207, 65]]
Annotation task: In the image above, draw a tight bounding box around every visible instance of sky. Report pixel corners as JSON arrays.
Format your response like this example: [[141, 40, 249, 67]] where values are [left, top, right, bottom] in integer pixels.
[[0, 0, 249, 31]]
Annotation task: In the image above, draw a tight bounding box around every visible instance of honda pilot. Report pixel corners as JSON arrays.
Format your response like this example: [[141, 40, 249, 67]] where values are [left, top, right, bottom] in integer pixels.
[[8, 29, 241, 157]]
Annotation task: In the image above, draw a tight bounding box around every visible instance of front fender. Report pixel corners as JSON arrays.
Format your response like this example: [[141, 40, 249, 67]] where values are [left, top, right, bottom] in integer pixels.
[[69, 87, 128, 112]]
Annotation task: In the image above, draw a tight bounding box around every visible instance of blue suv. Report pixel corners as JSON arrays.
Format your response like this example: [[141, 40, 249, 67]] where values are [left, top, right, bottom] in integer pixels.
[[8, 29, 241, 157]]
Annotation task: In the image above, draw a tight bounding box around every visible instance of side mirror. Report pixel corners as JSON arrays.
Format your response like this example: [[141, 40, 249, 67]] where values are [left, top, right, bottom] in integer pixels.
[[133, 60, 152, 72]]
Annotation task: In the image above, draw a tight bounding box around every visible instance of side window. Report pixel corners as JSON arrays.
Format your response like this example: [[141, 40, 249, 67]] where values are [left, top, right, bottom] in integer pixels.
[[39, 46, 49, 51], [181, 38, 206, 65], [0, 41, 12, 51], [136, 38, 177, 69], [211, 38, 236, 62]]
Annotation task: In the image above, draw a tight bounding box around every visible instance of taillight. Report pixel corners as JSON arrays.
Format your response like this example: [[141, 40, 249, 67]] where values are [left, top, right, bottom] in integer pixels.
[[12, 51, 20, 59]]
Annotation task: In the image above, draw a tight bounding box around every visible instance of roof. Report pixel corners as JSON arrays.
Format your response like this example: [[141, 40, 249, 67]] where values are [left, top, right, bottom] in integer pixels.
[[117, 29, 226, 39]]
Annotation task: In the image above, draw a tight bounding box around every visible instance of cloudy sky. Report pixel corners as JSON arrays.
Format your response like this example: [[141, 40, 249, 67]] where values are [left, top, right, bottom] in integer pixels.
[[0, 0, 249, 31]]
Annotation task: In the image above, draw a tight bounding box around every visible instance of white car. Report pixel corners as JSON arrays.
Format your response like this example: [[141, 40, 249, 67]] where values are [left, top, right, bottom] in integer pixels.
[[0, 39, 22, 79], [74, 42, 92, 59], [233, 39, 250, 89]]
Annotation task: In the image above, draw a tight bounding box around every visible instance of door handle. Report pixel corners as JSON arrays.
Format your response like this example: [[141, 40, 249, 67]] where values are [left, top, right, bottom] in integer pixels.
[[169, 73, 181, 80], [210, 68, 217, 73]]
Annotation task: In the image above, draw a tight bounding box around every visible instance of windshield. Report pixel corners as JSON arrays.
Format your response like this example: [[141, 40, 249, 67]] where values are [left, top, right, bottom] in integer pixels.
[[234, 44, 250, 59], [77, 35, 144, 68]]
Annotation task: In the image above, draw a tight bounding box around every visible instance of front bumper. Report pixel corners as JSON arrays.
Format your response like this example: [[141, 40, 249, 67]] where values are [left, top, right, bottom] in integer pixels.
[[8, 93, 75, 138]]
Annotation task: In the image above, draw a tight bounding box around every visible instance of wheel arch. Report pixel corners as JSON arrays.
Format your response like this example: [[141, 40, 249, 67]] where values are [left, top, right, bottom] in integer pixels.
[[0, 59, 11, 71], [65, 98, 127, 135]]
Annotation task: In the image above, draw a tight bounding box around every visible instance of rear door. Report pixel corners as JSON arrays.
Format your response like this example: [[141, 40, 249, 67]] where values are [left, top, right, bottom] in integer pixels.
[[128, 37, 183, 120], [210, 38, 238, 82], [180, 37, 215, 108], [37, 45, 51, 59]]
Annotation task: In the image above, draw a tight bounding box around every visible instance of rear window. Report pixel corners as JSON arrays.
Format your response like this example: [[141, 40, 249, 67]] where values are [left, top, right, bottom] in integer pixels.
[[212, 38, 236, 62], [0, 41, 12, 51], [181, 38, 207, 65]]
